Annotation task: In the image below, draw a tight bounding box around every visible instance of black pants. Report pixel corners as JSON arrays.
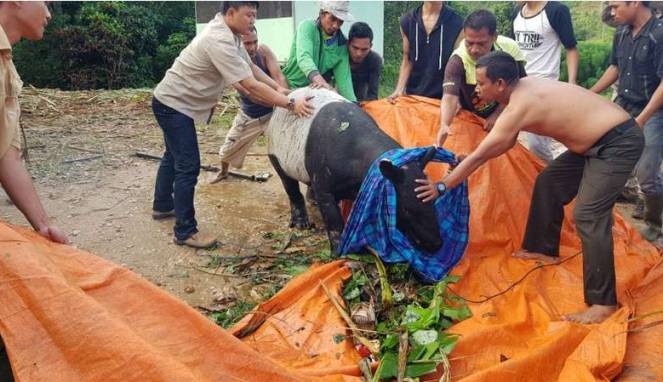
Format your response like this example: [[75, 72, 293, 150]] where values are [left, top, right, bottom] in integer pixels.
[[0, 337, 14, 382], [522, 119, 644, 306], [152, 97, 200, 241]]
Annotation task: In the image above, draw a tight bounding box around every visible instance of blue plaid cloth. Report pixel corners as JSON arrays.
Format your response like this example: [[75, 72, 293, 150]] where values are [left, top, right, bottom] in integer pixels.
[[339, 147, 470, 283]]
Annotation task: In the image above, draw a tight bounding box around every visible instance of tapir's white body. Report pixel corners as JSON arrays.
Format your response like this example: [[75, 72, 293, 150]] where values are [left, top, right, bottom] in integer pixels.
[[266, 88, 348, 183]]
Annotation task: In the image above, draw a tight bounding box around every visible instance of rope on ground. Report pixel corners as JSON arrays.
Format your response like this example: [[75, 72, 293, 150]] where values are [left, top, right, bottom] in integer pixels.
[[448, 251, 582, 304]]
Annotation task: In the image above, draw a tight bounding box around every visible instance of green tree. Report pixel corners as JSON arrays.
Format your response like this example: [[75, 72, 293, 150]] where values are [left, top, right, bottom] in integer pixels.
[[560, 41, 613, 88], [56, 2, 158, 89], [13, 1, 195, 89], [154, 17, 196, 81]]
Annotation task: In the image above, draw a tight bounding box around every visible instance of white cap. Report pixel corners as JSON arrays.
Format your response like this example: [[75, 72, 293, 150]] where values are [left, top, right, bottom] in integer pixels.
[[319, 1, 354, 22]]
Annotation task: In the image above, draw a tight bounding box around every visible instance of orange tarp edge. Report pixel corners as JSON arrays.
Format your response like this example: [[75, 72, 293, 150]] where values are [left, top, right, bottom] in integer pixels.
[[0, 224, 312, 382]]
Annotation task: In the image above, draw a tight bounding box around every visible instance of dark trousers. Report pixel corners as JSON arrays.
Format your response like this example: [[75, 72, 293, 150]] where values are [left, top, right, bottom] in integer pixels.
[[152, 97, 200, 240], [522, 119, 644, 306], [0, 337, 14, 382]]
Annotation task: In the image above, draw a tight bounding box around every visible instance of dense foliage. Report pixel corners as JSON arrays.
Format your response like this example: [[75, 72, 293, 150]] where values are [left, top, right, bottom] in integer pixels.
[[13, 2, 195, 89]]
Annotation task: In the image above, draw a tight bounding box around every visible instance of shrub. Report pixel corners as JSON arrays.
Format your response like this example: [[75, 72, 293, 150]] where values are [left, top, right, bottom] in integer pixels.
[[12, 2, 194, 90], [560, 40, 613, 88]]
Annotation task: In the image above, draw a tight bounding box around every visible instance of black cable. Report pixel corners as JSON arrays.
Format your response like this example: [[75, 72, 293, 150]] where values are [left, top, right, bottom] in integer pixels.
[[448, 251, 582, 304]]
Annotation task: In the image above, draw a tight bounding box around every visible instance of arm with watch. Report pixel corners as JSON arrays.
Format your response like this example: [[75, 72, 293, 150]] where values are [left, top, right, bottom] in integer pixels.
[[413, 159, 455, 203], [415, 108, 520, 203], [238, 76, 314, 117]]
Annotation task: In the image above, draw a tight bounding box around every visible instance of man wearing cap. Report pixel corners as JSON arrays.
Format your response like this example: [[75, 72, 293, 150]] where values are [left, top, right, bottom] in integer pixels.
[[282, 0, 357, 102]]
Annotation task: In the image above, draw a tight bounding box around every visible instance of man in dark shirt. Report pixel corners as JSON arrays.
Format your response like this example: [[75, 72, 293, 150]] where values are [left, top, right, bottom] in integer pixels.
[[348, 22, 383, 102], [591, 1, 663, 242], [436, 10, 526, 146], [388, 1, 464, 102]]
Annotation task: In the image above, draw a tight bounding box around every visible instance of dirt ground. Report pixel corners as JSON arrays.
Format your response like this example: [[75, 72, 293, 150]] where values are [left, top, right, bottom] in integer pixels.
[[0, 88, 332, 325], [1, 87, 659, 327]]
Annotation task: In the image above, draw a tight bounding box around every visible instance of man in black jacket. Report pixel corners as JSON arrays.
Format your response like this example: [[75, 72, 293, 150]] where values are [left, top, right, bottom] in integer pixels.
[[388, 1, 464, 102]]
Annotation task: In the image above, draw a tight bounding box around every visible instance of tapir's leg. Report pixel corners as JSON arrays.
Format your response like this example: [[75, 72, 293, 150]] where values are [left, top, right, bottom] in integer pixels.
[[311, 183, 344, 254], [268, 155, 310, 229]]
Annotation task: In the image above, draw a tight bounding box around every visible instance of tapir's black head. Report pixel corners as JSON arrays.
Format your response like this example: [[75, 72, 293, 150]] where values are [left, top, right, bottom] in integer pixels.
[[379, 148, 443, 254]]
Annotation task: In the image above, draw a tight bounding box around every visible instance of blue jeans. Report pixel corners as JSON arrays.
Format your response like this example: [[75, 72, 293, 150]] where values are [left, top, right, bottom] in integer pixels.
[[635, 109, 663, 197], [152, 97, 200, 240]]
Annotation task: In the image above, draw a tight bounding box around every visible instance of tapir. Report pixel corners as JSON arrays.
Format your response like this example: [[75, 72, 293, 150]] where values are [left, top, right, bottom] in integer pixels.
[[266, 88, 442, 253]]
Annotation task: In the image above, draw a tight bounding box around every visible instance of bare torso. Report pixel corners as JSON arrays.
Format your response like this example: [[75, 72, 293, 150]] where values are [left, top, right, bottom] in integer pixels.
[[506, 77, 631, 153], [422, 7, 441, 35]]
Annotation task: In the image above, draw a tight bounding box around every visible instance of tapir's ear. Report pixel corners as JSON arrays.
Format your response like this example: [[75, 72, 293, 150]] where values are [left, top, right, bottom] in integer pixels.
[[379, 160, 404, 183], [419, 147, 437, 166]]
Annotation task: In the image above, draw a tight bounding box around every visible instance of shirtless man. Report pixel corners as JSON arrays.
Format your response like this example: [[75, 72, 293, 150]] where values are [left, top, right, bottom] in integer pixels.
[[418, 51, 644, 324]]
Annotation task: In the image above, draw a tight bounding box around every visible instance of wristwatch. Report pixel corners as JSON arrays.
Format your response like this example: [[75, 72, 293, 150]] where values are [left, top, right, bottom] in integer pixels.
[[436, 182, 447, 195], [287, 97, 295, 111]]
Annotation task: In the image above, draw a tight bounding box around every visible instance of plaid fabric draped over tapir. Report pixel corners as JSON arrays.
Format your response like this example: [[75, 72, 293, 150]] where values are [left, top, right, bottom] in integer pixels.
[[339, 147, 470, 282]]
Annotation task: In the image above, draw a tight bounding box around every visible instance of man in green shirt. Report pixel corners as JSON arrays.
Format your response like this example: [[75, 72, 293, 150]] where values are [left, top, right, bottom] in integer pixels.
[[282, 1, 357, 102]]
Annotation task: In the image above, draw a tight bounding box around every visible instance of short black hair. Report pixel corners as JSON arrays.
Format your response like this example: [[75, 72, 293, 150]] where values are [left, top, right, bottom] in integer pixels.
[[625, 1, 650, 8], [349, 22, 373, 43], [464, 9, 497, 35], [476, 51, 520, 85], [222, 1, 259, 15]]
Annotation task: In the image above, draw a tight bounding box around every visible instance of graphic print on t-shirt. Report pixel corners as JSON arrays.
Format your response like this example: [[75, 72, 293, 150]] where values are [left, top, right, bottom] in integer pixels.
[[511, 2, 577, 80], [515, 30, 543, 50]]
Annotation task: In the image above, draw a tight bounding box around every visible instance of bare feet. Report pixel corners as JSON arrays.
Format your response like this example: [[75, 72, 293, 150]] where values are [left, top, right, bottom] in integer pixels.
[[210, 170, 229, 184], [562, 304, 618, 324], [512, 249, 560, 264], [210, 162, 230, 184]]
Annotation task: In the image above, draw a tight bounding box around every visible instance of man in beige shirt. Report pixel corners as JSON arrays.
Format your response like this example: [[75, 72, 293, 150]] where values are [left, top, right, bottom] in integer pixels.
[[0, 2, 68, 245], [152, 1, 313, 249]]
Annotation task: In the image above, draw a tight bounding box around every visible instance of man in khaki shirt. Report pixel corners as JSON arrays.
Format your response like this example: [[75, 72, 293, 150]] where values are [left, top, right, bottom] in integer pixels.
[[0, 2, 68, 245], [152, 1, 313, 249]]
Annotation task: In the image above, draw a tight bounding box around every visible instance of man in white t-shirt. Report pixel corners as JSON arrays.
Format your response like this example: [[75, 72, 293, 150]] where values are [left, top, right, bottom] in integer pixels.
[[512, 1, 579, 162]]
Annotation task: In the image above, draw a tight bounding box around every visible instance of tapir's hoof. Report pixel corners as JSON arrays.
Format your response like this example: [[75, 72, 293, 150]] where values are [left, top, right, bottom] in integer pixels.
[[290, 218, 311, 230], [328, 232, 341, 255], [305, 188, 318, 207]]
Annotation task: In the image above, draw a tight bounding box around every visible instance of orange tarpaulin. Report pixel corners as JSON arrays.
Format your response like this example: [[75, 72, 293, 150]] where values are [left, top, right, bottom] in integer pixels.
[[0, 96, 662, 381], [234, 96, 663, 381], [0, 224, 313, 382]]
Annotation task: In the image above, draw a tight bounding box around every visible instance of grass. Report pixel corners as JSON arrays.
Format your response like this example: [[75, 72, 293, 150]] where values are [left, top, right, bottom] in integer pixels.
[[204, 230, 335, 330], [208, 301, 257, 328]]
